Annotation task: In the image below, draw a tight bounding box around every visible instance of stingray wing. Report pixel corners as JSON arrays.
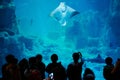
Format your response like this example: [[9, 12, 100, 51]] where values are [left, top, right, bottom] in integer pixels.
[[50, 2, 79, 26]]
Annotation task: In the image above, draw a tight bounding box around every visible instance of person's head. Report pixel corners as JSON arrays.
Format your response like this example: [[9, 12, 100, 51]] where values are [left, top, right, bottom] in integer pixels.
[[13, 58, 18, 64], [29, 57, 36, 65], [85, 74, 94, 80], [84, 68, 95, 80], [72, 52, 79, 63], [51, 54, 58, 63], [117, 58, 120, 61], [84, 68, 93, 74], [105, 57, 113, 65], [36, 54, 42, 62], [5, 54, 15, 63], [29, 57, 37, 69], [19, 58, 28, 67]]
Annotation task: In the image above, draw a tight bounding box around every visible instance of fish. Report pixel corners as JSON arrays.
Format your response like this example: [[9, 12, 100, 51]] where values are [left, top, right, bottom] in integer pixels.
[[85, 54, 105, 63]]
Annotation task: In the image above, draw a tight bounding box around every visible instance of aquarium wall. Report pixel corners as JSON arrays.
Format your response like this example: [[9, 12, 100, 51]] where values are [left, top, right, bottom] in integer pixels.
[[0, 0, 120, 79]]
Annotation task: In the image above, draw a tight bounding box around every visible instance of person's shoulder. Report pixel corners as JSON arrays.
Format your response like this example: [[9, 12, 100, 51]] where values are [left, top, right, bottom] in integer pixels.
[[104, 65, 108, 68], [79, 61, 84, 65], [104, 65, 114, 70], [41, 62, 45, 65], [68, 62, 75, 67], [48, 62, 53, 65], [2, 63, 8, 68], [46, 63, 53, 67], [69, 62, 74, 65], [2, 64, 8, 71], [105, 64, 114, 67]]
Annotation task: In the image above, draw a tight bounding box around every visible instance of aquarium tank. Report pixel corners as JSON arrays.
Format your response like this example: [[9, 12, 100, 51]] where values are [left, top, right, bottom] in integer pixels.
[[0, 0, 120, 80]]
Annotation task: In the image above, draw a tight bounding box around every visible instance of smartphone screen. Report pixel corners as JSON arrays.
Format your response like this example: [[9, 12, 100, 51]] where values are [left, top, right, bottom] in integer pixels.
[[49, 73, 54, 79]]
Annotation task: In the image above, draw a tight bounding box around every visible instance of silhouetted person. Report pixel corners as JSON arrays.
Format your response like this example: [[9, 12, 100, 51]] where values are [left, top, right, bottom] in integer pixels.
[[111, 58, 120, 80], [24, 57, 42, 80], [83, 68, 95, 80], [103, 57, 114, 80], [35, 54, 45, 79], [19, 58, 29, 80], [46, 54, 66, 80], [2, 54, 21, 80], [67, 52, 84, 80], [2, 54, 14, 80]]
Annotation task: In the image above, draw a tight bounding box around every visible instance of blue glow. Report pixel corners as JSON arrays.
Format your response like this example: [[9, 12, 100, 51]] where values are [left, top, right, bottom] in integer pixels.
[[0, 0, 120, 80]]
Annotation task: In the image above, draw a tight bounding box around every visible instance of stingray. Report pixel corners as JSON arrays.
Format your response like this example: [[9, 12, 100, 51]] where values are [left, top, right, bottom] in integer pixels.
[[50, 2, 79, 26]]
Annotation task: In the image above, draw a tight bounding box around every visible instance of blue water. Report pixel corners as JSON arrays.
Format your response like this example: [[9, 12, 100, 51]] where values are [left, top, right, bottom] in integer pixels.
[[0, 0, 120, 80]]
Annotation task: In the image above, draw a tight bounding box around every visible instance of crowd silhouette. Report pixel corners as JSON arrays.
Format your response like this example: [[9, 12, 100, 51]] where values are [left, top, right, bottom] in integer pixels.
[[1, 52, 120, 80]]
